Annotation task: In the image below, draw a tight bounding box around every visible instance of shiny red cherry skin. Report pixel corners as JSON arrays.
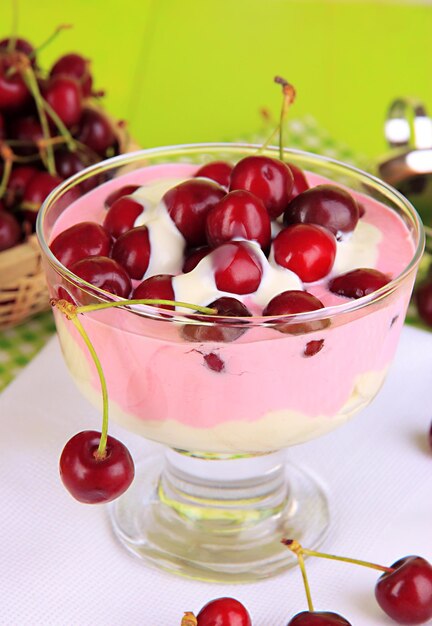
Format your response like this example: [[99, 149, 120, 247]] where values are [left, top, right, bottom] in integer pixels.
[[132, 274, 175, 310], [415, 281, 432, 326], [375, 555, 432, 625], [104, 196, 144, 238], [163, 179, 225, 247], [329, 268, 390, 299], [0, 53, 31, 111], [182, 246, 212, 273], [43, 75, 83, 128], [213, 241, 262, 294], [287, 163, 310, 200], [5, 166, 37, 207], [182, 296, 251, 343], [104, 185, 140, 209], [50, 53, 93, 97], [0, 209, 21, 251], [284, 184, 359, 238], [263, 290, 327, 335], [206, 190, 271, 250], [75, 108, 116, 155], [230, 155, 294, 218], [111, 226, 151, 279], [22, 172, 62, 225], [194, 161, 233, 188], [50, 222, 112, 269], [69, 256, 131, 298], [59, 430, 134, 504], [287, 611, 352, 625], [196, 597, 251, 626], [23, 171, 62, 207], [273, 224, 336, 282]]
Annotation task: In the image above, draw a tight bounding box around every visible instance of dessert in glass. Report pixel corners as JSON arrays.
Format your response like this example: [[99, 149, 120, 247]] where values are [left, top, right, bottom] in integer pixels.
[[36, 143, 424, 583]]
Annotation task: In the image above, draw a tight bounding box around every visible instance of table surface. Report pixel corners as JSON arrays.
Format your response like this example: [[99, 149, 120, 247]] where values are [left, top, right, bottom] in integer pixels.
[[0, 326, 431, 625]]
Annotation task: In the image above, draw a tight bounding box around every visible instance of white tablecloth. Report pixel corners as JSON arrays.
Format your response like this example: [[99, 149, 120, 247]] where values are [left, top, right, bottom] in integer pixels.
[[0, 326, 431, 626]]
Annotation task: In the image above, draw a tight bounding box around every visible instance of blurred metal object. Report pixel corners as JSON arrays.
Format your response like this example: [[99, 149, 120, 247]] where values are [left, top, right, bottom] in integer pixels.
[[378, 97, 432, 247]]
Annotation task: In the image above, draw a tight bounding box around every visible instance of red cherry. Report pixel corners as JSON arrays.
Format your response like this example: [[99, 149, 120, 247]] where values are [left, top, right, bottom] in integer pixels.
[[50, 53, 93, 97], [284, 184, 359, 238], [206, 190, 271, 250], [132, 274, 175, 310], [273, 224, 336, 282], [196, 597, 251, 626], [5, 166, 37, 207], [329, 268, 390, 299], [181, 296, 251, 343], [194, 161, 233, 188], [263, 290, 327, 335], [69, 256, 131, 298], [0, 38, 35, 62], [23, 171, 62, 206], [415, 281, 432, 326], [22, 171, 62, 226], [213, 241, 262, 294], [43, 75, 83, 128], [104, 196, 144, 238], [0, 209, 21, 251], [230, 155, 294, 218], [111, 226, 151, 280], [50, 222, 112, 269], [59, 430, 134, 504], [163, 179, 225, 247], [183, 246, 212, 273], [375, 555, 432, 624], [0, 53, 31, 111], [75, 108, 116, 155], [287, 163, 310, 200], [287, 611, 352, 625], [9, 115, 43, 155], [104, 185, 140, 209]]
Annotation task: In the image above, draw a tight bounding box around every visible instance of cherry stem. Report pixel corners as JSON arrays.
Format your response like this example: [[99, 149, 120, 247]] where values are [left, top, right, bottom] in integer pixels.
[[181, 613, 198, 626], [274, 76, 296, 161], [21, 65, 56, 176], [29, 24, 72, 59], [0, 144, 14, 198], [257, 125, 279, 154], [7, 0, 19, 53], [297, 549, 315, 612], [70, 314, 109, 459], [75, 299, 218, 316], [41, 99, 76, 151], [282, 539, 394, 574]]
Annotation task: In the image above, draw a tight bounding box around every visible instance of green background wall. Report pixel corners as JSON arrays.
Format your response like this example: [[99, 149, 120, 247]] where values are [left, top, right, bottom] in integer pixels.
[[1, 0, 431, 159]]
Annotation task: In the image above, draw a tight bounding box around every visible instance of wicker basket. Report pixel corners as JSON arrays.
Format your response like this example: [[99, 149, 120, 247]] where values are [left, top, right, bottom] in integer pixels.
[[0, 120, 139, 330]]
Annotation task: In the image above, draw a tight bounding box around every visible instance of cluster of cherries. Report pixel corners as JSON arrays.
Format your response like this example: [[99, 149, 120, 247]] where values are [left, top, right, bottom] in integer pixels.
[[180, 540, 432, 625], [50, 153, 390, 340], [0, 32, 122, 253]]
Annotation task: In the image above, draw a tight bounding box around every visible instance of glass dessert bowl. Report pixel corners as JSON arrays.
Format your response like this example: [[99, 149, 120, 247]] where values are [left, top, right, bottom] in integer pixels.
[[37, 144, 424, 583]]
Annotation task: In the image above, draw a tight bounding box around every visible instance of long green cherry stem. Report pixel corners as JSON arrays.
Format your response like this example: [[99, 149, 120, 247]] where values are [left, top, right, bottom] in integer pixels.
[[21, 65, 56, 175], [296, 548, 315, 612], [28, 24, 72, 59], [75, 298, 217, 316], [41, 99, 76, 152], [282, 539, 394, 574], [274, 76, 296, 161], [70, 314, 109, 459], [51, 296, 219, 460]]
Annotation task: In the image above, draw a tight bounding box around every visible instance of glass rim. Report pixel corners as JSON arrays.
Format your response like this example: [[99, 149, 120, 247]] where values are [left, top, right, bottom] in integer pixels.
[[36, 142, 425, 327]]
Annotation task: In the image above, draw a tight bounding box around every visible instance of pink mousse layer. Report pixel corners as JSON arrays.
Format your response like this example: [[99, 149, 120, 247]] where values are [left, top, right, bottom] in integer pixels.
[[49, 163, 417, 448]]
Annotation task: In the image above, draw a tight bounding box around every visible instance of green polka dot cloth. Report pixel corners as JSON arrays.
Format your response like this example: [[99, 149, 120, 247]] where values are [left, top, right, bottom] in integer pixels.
[[0, 117, 427, 392]]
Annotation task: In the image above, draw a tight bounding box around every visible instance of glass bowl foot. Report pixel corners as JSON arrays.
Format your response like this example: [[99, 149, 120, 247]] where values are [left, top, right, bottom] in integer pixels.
[[109, 449, 330, 583]]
